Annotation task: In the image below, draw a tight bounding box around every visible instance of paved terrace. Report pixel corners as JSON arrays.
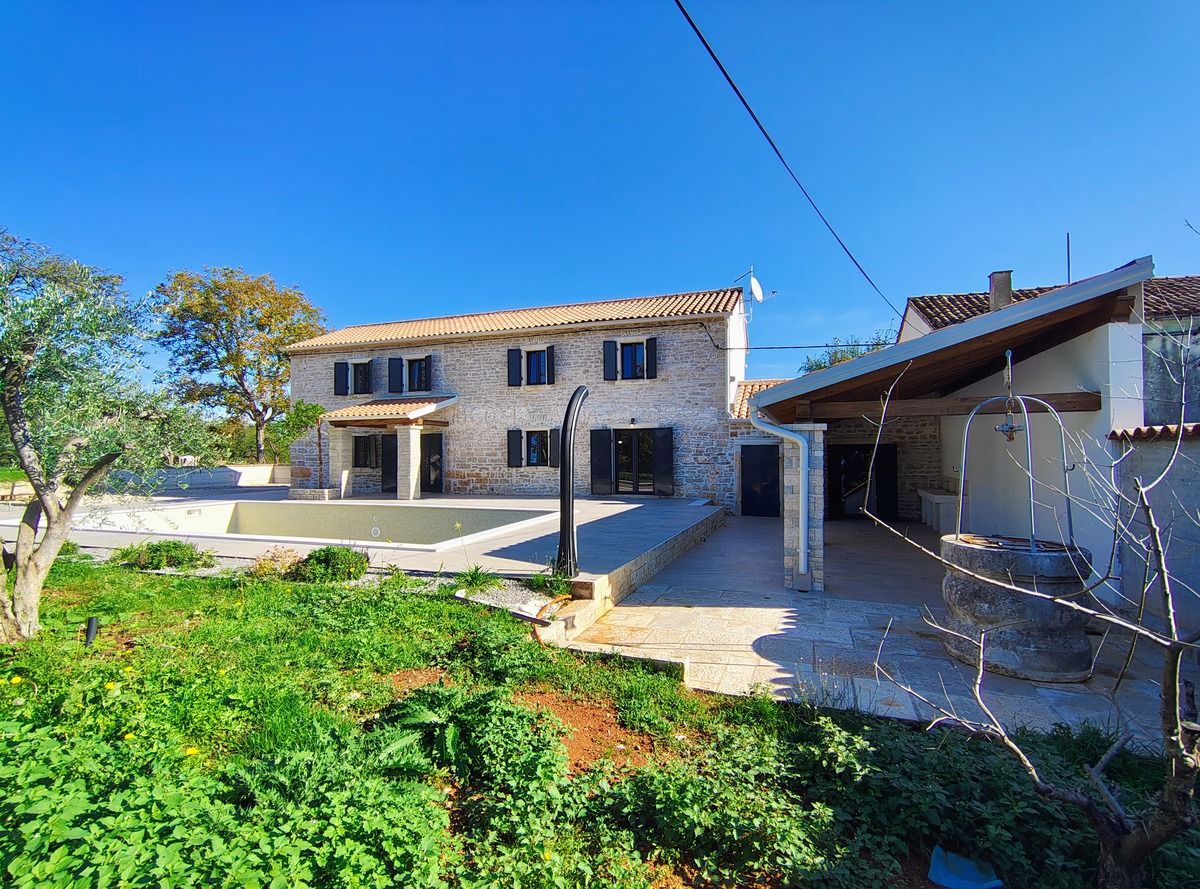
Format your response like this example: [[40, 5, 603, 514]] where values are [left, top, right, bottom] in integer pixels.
[[0, 489, 723, 581], [574, 517, 1181, 743]]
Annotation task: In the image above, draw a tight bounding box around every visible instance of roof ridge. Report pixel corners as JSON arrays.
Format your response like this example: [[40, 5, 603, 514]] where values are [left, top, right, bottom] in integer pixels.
[[333, 286, 743, 333]]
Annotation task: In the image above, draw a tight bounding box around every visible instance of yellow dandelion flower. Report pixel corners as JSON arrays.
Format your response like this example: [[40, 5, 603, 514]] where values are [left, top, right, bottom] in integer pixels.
[[122, 666, 134, 674], [184, 746, 200, 756], [9, 676, 22, 685], [217, 668, 228, 676], [104, 681, 116, 691], [124, 732, 136, 741], [542, 849, 553, 862]]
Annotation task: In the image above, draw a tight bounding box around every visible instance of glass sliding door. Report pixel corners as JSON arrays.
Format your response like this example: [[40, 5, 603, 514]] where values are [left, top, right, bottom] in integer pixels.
[[614, 428, 666, 495]]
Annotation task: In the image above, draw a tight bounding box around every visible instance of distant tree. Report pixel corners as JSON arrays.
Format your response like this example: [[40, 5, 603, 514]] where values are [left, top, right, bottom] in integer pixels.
[[156, 268, 326, 463], [801, 328, 895, 375], [0, 228, 216, 641], [214, 400, 323, 464]]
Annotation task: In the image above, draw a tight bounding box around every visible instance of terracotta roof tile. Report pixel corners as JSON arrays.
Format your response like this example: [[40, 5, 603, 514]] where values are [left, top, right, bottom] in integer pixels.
[[289, 288, 743, 352], [731, 379, 788, 420], [322, 397, 456, 425], [1108, 422, 1200, 442], [907, 276, 1200, 330]]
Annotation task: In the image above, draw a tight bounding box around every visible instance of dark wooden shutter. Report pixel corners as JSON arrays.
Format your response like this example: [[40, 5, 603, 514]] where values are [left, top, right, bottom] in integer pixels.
[[645, 337, 658, 379], [507, 348, 522, 387], [546, 345, 556, 384], [602, 341, 617, 381], [368, 358, 379, 394], [424, 354, 433, 390], [334, 361, 349, 396], [388, 358, 404, 394], [590, 429, 613, 495], [548, 428, 560, 468], [507, 429, 523, 468], [651, 427, 674, 496]]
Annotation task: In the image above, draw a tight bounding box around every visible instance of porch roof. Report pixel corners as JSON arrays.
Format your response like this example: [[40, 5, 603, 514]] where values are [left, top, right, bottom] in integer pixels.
[[323, 396, 458, 427], [751, 257, 1154, 423]]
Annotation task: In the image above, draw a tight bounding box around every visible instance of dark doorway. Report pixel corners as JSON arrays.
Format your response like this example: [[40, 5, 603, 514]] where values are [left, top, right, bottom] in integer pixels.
[[827, 443, 898, 520], [380, 434, 397, 493], [420, 433, 443, 494], [740, 444, 780, 517], [600, 427, 673, 496]]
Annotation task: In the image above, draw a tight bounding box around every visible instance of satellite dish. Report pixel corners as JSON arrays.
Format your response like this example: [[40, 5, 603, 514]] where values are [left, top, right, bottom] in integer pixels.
[[749, 274, 764, 303]]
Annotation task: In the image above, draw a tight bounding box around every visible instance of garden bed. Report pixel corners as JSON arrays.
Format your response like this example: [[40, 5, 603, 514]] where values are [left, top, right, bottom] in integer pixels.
[[0, 558, 1195, 887]]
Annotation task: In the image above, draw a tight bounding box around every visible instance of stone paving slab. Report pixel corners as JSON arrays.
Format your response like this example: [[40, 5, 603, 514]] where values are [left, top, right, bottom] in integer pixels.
[[571, 517, 1186, 742]]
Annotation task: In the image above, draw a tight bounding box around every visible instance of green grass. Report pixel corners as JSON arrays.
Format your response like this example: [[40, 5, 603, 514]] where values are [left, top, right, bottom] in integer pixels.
[[0, 560, 1196, 887], [0, 466, 25, 483]]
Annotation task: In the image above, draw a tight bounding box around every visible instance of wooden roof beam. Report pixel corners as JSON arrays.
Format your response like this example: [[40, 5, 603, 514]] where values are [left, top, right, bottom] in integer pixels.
[[810, 391, 1101, 420]]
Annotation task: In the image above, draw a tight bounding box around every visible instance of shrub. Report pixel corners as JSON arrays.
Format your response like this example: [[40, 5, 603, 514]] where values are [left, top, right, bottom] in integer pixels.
[[453, 565, 501, 592], [286, 546, 369, 583], [248, 546, 303, 579], [110, 539, 215, 571], [523, 571, 571, 597]]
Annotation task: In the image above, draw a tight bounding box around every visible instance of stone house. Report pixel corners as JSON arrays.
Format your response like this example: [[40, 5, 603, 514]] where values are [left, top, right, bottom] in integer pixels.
[[285, 287, 787, 512]]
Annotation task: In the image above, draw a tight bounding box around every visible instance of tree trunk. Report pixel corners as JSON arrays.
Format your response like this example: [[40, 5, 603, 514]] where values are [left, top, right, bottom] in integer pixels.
[[1096, 841, 1145, 889], [255, 417, 267, 464]]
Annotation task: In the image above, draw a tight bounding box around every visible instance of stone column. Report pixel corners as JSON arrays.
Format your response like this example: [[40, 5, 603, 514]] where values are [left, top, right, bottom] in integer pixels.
[[325, 427, 353, 499], [781, 424, 826, 592], [395, 426, 422, 500]]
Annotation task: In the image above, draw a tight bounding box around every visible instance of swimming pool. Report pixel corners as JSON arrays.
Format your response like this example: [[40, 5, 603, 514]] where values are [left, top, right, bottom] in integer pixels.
[[67, 500, 556, 552]]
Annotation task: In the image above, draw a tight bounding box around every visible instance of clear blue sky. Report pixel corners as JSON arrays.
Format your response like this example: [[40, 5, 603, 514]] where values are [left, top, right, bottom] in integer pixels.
[[4, 1, 1198, 379]]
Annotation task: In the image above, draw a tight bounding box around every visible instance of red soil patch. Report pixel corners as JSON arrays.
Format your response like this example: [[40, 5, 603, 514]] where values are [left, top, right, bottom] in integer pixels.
[[390, 667, 447, 693], [515, 689, 660, 773]]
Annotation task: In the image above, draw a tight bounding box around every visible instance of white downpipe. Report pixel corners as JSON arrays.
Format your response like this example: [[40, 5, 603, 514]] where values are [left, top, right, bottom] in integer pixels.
[[749, 411, 809, 582]]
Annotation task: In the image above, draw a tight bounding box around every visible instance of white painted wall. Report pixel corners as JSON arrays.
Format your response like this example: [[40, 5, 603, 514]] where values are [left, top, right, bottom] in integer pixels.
[[726, 301, 749, 411], [939, 320, 1144, 585]]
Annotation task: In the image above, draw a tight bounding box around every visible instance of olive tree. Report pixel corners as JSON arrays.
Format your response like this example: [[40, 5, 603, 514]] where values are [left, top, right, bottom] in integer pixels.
[[0, 228, 213, 642]]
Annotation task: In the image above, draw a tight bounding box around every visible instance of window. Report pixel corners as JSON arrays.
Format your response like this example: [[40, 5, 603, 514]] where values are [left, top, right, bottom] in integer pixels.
[[620, 342, 645, 380], [526, 430, 549, 467], [352, 362, 372, 395], [408, 356, 430, 391], [352, 436, 378, 469], [526, 349, 548, 385]]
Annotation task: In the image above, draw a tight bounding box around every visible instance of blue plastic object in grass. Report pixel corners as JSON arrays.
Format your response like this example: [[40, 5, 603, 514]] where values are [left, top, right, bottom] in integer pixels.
[[928, 846, 1003, 889]]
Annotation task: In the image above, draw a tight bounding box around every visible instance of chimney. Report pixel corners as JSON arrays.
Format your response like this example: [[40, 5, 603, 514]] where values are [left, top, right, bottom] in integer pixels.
[[989, 270, 1013, 312]]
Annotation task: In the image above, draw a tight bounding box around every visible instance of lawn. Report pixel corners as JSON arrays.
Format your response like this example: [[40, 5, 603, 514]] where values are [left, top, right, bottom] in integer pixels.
[[1, 555, 1197, 888], [0, 466, 26, 483]]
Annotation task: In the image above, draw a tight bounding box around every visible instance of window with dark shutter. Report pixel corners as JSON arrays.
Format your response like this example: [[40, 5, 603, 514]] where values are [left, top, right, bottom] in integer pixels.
[[352, 362, 372, 395], [334, 362, 349, 396], [408, 356, 430, 392], [353, 436, 378, 468], [590, 429, 613, 494], [526, 430, 549, 466], [526, 349, 548, 385], [602, 341, 618, 381], [548, 428, 560, 468], [546, 345, 555, 384], [388, 358, 404, 394], [620, 342, 645, 380], [507, 349, 522, 387], [645, 337, 658, 379], [506, 429, 523, 468]]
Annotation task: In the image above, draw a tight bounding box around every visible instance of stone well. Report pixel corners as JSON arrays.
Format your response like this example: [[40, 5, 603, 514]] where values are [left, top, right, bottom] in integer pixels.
[[941, 534, 1094, 683]]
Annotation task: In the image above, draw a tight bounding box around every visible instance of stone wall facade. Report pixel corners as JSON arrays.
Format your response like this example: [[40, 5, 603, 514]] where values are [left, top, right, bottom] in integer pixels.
[[824, 416, 941, 521], [289, 317, 745, 507]]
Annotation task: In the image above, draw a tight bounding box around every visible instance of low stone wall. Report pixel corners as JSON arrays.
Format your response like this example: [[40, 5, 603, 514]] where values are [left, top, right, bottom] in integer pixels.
[[109, 464, 290, 491], [586, 505, 726, 612]]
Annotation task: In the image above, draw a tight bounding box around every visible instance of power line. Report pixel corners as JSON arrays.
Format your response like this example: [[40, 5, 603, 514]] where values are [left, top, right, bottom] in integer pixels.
[[672, 0, 904, 321]]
